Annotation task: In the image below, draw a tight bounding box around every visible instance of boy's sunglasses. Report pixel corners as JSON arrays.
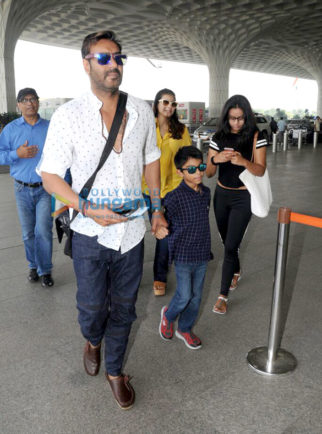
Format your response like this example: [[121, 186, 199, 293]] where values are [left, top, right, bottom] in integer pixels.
[[180, 163, 207, 174], [85, 52, 127, 66], [158, 99, 178, 108]]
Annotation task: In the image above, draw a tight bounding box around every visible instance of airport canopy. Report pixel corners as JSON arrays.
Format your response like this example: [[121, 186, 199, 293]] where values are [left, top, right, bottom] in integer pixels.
[[1, 0, 322, 114]]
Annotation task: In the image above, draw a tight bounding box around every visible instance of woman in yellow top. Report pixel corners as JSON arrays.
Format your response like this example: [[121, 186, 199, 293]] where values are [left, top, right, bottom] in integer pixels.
[[142, 88, 191, 296]]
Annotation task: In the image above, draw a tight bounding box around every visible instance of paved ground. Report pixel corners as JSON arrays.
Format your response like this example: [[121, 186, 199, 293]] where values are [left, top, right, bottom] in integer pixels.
[[0, 165, 9, 174], [1, 144, 322, 434]]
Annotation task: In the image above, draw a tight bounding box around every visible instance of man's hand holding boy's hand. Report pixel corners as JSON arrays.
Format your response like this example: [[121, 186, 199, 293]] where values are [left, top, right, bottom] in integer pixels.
[[151, 210, 169, 239], [155, 225, 169, 240]]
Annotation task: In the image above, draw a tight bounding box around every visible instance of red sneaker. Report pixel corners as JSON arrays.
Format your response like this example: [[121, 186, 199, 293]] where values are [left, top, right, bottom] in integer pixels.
[[175, 330, 202, 350], [159, 306, 173, 341]]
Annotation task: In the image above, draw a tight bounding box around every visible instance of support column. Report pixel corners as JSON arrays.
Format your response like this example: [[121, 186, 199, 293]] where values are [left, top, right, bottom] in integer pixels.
[[0, 0, 16, 113], [317, 75, 322, 116], [0, 54, 16, 113], [208, 58, 231, 117]]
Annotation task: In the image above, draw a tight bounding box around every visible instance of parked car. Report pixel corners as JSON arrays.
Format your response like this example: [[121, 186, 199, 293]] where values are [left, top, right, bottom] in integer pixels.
[[286, 119, 314, 142], [192, 117, 219, 145], [255, 114, 271, 143], [192, 114, 271, 146]]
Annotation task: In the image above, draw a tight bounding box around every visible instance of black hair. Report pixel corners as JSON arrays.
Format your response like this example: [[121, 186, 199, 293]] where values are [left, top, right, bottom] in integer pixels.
[[174, 146, 203, 169], [214, 94, 258, 149], [153, 88, 185, 140], [17, 88, 39, 102], [81, 30, 122, 58]]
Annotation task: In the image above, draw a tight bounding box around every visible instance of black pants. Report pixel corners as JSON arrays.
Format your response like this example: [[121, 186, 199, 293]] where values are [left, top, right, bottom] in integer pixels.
[[143, 194, 169, 282], [214, 185, 252, 297]]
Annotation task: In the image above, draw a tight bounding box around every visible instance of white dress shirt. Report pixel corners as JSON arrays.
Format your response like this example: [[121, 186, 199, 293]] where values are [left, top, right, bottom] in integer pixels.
[[38, 91, 160, 253]]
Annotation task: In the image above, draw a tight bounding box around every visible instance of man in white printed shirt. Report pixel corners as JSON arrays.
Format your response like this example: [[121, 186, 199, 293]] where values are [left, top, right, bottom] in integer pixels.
[[38, 30, 166, 410]]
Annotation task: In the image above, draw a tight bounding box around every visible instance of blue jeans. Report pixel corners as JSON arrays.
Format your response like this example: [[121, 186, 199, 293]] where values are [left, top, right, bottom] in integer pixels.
[[14, 181, 53, 275], [144, 194, 168, 282], [72, 233, 144, 376], [166, 262, 207, 332]]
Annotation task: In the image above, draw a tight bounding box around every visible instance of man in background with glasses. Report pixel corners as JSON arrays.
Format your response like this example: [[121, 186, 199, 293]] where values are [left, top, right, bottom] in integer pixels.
[[39, 30, 166, 410], [0, 88, 54, 287]]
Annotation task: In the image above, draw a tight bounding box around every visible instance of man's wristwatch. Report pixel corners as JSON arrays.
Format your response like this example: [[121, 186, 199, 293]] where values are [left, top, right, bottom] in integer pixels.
[[152, 206, 165, 214], [211, 156, 219, 166]]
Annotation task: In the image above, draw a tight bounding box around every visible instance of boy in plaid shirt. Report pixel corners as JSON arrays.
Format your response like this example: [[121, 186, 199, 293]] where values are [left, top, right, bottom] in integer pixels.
[[156, 146, 212, 349]]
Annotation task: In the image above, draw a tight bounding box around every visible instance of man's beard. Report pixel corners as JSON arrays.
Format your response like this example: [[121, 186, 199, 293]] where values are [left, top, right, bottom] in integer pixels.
[[90, 68, 122, 94]]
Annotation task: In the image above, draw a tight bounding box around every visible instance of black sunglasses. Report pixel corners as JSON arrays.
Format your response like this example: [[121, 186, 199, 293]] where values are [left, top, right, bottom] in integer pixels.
[[180, 163, 207, 174]]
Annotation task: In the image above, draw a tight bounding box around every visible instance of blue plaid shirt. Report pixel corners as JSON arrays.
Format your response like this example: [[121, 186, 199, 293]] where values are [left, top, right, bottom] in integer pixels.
[[164, 180, 212, 264]]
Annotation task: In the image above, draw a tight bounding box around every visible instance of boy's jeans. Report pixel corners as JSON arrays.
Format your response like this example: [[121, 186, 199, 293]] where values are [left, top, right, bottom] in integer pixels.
[[14, 181, 53, 275], [166, 262, 207, 332]]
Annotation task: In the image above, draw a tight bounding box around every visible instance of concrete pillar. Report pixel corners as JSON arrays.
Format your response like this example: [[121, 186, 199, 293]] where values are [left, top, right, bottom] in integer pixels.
[[0, 54, 16, 113], [0, 0, 16, 113], [208, 58, 230, 117], [317, 76, 322, 116]]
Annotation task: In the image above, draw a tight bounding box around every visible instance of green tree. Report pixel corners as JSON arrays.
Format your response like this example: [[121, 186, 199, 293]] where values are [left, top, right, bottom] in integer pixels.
[[274, 108, 287, 119]]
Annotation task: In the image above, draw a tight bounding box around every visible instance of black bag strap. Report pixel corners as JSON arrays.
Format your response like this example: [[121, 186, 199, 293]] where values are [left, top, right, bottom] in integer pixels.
[[81, 91, 128, 199], [71, 91, 128, 220]]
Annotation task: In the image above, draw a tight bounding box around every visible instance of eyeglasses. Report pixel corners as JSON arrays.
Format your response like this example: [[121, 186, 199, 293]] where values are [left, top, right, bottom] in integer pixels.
[[229, 115, 244, 122], [180, 163, 207, 174], [19, 97, 38, 105], [158, 99, 178, 108], [85, 52, 127, 66]]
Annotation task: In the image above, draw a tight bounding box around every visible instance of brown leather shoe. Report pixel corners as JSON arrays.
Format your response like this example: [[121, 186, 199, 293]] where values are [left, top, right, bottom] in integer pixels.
[[153, 281, 166, 296], [106, 373, 135, 410], [83, 341, 101, 376]]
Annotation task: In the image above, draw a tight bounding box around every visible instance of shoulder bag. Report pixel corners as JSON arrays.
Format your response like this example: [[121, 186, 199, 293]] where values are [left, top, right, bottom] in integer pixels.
[[238, 132, 273, 218], [55, 91, 128, 257]]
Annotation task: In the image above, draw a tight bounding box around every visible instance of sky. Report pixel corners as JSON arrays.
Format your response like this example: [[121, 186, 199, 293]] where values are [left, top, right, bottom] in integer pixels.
[[14, 40, 318, 113]]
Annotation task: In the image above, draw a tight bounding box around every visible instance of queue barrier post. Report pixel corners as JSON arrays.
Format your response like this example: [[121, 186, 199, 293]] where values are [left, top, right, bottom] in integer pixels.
[[313, 131, 318, 149], [283, 132, 288, 151], [196, 137, 203, 151], [247, 207, 297, 375], [272, 133, 277, 153], [298, 130, 302, 149]]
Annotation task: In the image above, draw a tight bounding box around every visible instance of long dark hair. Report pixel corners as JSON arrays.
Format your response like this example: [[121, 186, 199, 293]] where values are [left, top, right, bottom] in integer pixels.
[[153, 88, 185, 140], [215, 95, 258, 147]]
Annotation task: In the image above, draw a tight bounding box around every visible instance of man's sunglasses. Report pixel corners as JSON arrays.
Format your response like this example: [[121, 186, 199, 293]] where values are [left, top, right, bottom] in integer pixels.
[[180, 163, 207, 174], [158, 99, 178, 108], [85, 52, 127, 66]]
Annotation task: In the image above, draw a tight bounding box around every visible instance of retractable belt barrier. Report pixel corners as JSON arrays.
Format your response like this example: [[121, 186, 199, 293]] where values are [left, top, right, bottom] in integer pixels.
[[290, 212, 322, 228], [247, 207, 322, 375]]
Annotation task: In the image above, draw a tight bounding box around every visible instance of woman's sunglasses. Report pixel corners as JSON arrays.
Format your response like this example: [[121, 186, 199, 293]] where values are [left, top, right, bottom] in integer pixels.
[[158, 99, 178, 108], [180, 163, 207, 174], [85, 52, 127, 66]]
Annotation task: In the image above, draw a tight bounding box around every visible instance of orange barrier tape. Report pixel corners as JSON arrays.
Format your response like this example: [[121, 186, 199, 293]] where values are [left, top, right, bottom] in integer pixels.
[[290, 212, 322, 228]]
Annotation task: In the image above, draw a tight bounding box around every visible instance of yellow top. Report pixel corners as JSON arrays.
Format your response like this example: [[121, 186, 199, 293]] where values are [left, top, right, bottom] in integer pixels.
[[142, 121, 191, 198]]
